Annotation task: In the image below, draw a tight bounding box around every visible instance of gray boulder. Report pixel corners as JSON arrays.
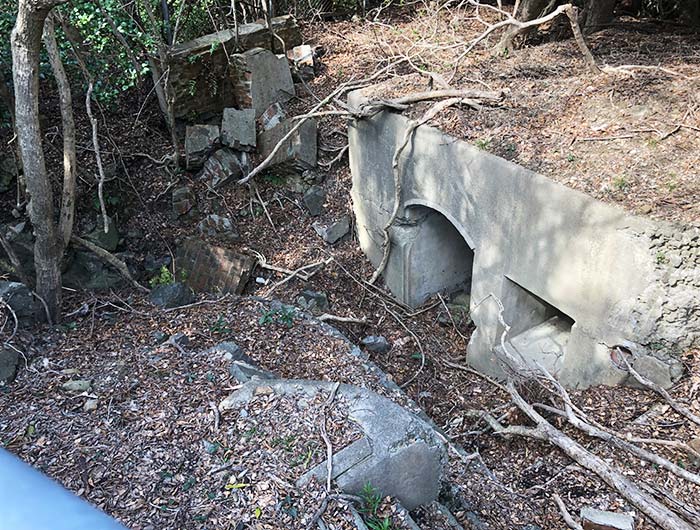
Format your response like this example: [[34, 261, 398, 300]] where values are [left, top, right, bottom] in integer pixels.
[[86, 216, 119, 252], [149, 282, 195, 309], [303, 185, 326, 216], [0, 346, 19, 384], [200, 148, 250, 189], [580, 507, 634, 530], [221, 108, 256, 150], [0, 281, 40, 324], [63, 252, 124, 291], [361, 335, 391, 354], [172, 186, 196, 217], [197, 214, 239, 241], [313, 216, 350, 244], [630, 355, 682, 390], [297, 290, 329, 314], [220, 380, 446, 510], [185, 124, 220, 169]]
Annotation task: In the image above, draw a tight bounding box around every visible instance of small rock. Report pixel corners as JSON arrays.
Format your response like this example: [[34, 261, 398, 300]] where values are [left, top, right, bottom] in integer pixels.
[[171, 332, 190, 347], [185, 124, 220, 169], [62, 379, 92, 393], [639, 204, 653, 215], [287, 44, 315, 81], [151, 330, 169, 344], [172, 186, 196, 217], [200, 148, 250, 189], [361, 335, 391, 354], [313, 216, 350, 244], [149, 282, 195, 309], [83, 399, 98, 412], [287, 44, 314, 68], [197, 214, 239, 241], [580, 507, 634, 530], [229, 361, 275, 383], [0, 346, 19, 384], [206, 341, 250, 363], [221, 108, 256, 151], [669, 254, 682, 268], [87, 216, 119, 252], [297, 290, 329, 314], [303, 185, 326, 216]]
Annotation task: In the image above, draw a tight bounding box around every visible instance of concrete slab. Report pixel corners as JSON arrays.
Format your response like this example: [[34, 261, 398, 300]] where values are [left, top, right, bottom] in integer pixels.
[[220, 379, 447, 510]]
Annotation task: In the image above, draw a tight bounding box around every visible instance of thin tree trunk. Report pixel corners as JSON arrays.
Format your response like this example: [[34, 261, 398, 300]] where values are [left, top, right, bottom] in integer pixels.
[[11, 0, 65, 321], [43, 13, 76, 253], [581, 0, 616, 33]]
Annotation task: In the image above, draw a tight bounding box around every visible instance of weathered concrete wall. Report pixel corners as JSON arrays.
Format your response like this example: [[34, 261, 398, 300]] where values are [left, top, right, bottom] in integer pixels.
[[348, 90, 700, 388], [168, 16, 301, 119]]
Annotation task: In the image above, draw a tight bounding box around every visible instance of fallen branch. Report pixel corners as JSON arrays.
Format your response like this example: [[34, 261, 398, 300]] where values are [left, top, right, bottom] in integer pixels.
[[621, 352, 700, 427], [452, 3, 600, 79], [553, 493, 583, 530], [71, 235, 149, 293], [317, 313, 368, 325], [507, 381, 694, 530]]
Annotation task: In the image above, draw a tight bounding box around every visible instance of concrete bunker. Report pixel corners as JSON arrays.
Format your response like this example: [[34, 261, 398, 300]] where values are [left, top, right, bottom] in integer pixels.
[[383, 203, 475, 307], [348, 84, 700, 389]]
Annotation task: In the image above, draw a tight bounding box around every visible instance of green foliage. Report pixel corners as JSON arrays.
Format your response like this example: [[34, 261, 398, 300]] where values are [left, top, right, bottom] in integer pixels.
[[209, 315, 231, 334], [656, 251, 668, 265], [612, 175, 630, 192], [360, 482, 383, 515], [360, 483, 395, 530], [149, 265, 175, 287], [261, 172, 287, 186], [258, 307, 296, 327], [474, 138, 490, 150]]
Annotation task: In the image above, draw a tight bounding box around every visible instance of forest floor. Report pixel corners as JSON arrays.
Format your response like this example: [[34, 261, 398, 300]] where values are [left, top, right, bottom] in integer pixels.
[[1, 5, 700, 530]]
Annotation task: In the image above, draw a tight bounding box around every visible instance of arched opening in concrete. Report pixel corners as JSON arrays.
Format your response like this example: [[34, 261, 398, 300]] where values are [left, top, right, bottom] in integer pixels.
[[389, 204, 475, 307]]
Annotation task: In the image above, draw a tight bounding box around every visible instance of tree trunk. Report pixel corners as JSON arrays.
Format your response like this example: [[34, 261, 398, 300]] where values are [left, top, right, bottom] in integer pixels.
[[581, 0, 616, 33], [11, 0, 65, 321], [43, 13, 76, 253], [497, 0, 551, 52]]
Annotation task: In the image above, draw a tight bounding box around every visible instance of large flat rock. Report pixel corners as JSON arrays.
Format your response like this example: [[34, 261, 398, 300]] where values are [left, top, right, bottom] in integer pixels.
[[220, 379, 447, 510]]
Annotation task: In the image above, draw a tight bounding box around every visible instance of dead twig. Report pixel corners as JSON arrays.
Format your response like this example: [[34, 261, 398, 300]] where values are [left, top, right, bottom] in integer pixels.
[[317, 313, 368, 325], [621, 351, 700, 427], [553, 493, 583, 530]]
